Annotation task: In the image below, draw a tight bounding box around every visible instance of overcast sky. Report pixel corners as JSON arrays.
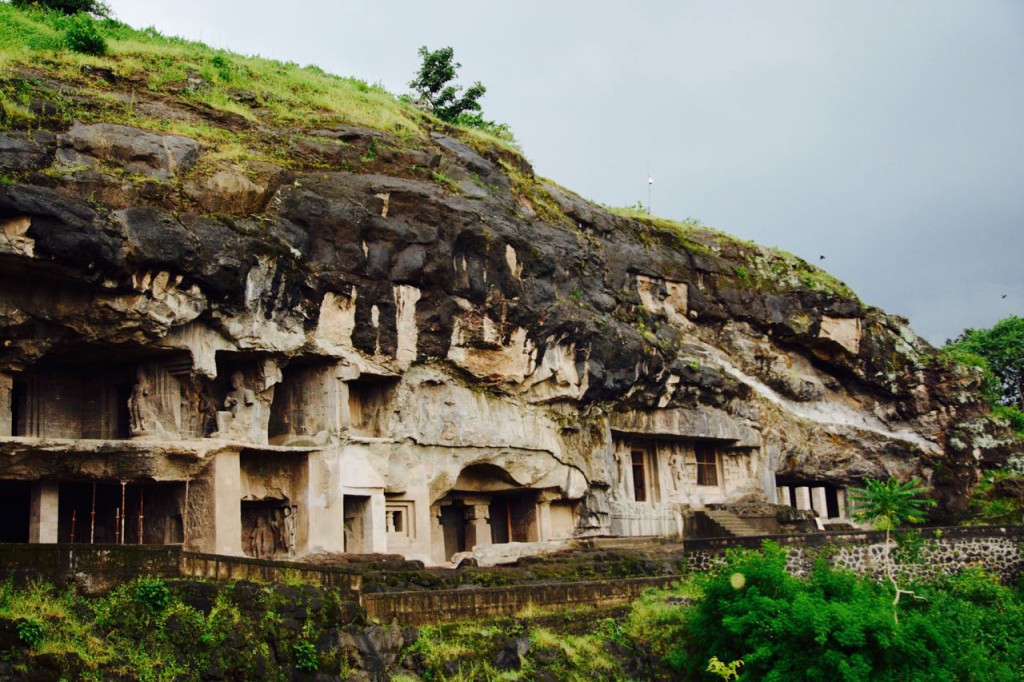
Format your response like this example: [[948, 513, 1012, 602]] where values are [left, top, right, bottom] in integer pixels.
[[104, 0, 1023, 346]]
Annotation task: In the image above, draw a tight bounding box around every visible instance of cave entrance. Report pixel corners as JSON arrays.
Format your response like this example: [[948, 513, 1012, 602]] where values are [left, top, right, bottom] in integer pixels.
[[241, 499, 295, 559], [0, 481, 31, 542], [488, 491, 539, 544], [268, 360, 338, 445], [57, 481, 185, 544], [11, 346, 190, 440], [776, 479, 847, 521], [347, 375, 398, 438], [343, 494, 372, 554], [439, 500, 468, 561]]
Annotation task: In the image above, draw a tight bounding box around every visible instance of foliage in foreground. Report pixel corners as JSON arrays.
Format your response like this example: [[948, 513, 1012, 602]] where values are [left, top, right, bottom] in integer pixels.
[[672, 542, 1024, 681], [0, 577, 352, 680]]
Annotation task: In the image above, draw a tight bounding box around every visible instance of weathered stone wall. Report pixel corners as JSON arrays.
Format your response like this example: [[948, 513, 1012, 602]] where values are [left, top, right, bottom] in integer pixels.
[[0, 543, 182, 593], [361, 576, 678, 625], [683, 525, 1024, 582]]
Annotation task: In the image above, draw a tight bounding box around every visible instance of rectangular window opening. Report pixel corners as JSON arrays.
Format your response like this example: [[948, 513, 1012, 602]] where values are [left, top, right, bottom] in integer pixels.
[[631, 450, 648, 502], [695, 445, 718, 487]]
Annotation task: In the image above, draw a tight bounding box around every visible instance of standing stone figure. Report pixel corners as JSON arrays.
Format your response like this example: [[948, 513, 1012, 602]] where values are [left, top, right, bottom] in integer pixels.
[[283, 505, 296, 557], [616, 450, 630, 499], [669, 452, 686, 491], [250, 516, 273, 558], [129, 367, 150, 435]]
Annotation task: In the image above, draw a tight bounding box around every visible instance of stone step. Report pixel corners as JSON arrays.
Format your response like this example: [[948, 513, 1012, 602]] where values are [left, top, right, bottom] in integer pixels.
[[703, 509, 762, 537]]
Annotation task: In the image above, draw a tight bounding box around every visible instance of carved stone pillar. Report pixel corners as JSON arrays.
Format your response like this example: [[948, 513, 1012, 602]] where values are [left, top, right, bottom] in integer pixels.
[[794, 486, 811, 511], [212, 451, 243, 556], [465, 504, 492, 550], [29, 481, 59, 543], [0, 373, 11, 437], [810, 487, 829, 519], [775, 486, 790, 507]]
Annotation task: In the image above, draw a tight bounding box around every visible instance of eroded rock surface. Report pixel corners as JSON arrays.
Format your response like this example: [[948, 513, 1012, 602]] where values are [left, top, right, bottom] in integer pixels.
[[0, 71, 1015, 565]]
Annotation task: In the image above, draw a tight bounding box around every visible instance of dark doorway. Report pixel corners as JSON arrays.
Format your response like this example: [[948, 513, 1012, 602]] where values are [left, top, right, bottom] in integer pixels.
[[488, 492, 538, 544], [10, 379, 26, 437], [439, 501, 467, 560], [343, 495, 370, 554], [0, 481, 31, 542], [58, 481, 184, 544], [825, 487, 840, 519]]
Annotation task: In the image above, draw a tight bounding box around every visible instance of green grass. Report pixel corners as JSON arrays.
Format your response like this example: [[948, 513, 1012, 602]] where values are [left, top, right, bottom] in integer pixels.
[[4, 7, 421, 128], [604, 203, 857, 299]]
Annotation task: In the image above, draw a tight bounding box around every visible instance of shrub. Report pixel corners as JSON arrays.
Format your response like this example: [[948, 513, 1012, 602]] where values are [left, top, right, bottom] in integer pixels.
[[16, 618, 44, 647], [670, 542, 1024, 681], [293, 640, 319, 672], [134, 577, 170, 614], [11, 0, 109, 17], [63, 14, 107, 55]]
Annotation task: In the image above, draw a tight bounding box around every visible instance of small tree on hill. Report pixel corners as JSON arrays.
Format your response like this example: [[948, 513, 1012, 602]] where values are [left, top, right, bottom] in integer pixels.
[[849, 477, 935, 622], [11, 0, 110, 17], [409, 45, 486, 123]]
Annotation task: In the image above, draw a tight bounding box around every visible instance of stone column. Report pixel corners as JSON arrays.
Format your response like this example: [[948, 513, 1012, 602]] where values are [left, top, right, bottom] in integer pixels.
[[211, 451, 243, 556], [836, 488, 847, 519], [775, 486, 790, 507], [810, 487, 829, 518], [794, 486, 812, 511], [537, 502, 552, 542], [0, 373, 12, 437], [430, 506, 447, 565], [367, 492, 387, 553], [465, 504, 492, 550], [29, 481, 59, 543], [304, 451, 344, 554]]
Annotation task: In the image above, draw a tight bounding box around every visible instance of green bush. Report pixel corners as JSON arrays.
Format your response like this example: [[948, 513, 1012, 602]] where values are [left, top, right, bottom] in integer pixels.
[[293, 639, 319, 672], [63, 14, 106, 55], [670, 542, 1024, 681], [16, 617, 44, 647], [134, 576, 170, 614], [11, 0, 109, 16]]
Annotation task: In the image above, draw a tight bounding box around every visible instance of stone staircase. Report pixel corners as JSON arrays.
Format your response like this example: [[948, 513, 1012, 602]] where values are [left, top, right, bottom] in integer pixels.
[[702, 508, 762, 537]]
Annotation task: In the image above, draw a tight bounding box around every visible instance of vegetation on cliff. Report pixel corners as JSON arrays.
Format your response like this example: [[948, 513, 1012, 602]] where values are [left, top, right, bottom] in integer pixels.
[[0, 576, 360, 679], [0, 0, 858, 303], [945, 315, 1024, 435]]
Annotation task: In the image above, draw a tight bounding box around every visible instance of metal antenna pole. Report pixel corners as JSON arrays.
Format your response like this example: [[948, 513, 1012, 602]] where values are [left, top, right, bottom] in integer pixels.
[[647, 161, 654, 215], [182, 477, 190, 547], [89, 482, 96, 544], [120, 480, 127, 545], [138, 486, 144, 545]]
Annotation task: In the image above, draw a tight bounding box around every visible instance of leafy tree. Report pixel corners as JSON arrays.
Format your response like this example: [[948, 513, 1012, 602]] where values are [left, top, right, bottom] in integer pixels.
[[409, 45, 486, 123], [945, 315, 1024, 409], [849, 477, 934, 622], [11, 0, 110, 17], [672, 543, 1024, 681]]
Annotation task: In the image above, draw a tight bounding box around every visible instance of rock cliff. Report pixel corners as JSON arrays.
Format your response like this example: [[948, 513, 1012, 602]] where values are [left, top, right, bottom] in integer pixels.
[[0, 29, 1015, 546]]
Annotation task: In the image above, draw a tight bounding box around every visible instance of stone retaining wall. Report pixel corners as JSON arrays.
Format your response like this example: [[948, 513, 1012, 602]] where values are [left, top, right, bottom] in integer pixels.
[[683, 525, 1024, 582], [0, 544, 362, 595], [180, 551, 362, 593], [361, 576, 678, 625]]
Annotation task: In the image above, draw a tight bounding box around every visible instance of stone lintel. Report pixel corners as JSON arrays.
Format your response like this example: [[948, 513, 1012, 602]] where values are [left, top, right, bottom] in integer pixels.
[[610, 408, 760, 447]]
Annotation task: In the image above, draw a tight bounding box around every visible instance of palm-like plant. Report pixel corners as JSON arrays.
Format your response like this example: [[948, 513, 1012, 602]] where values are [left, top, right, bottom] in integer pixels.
[[848, 477, 935, 622]]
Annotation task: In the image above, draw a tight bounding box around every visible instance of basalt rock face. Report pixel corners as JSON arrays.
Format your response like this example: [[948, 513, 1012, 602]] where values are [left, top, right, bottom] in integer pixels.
[[0, 67, 1014, 532]]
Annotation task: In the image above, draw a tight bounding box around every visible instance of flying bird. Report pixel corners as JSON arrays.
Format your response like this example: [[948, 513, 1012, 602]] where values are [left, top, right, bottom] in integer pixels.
[[1001, 294, 1007, 299], [819, 255, 826, 260]]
